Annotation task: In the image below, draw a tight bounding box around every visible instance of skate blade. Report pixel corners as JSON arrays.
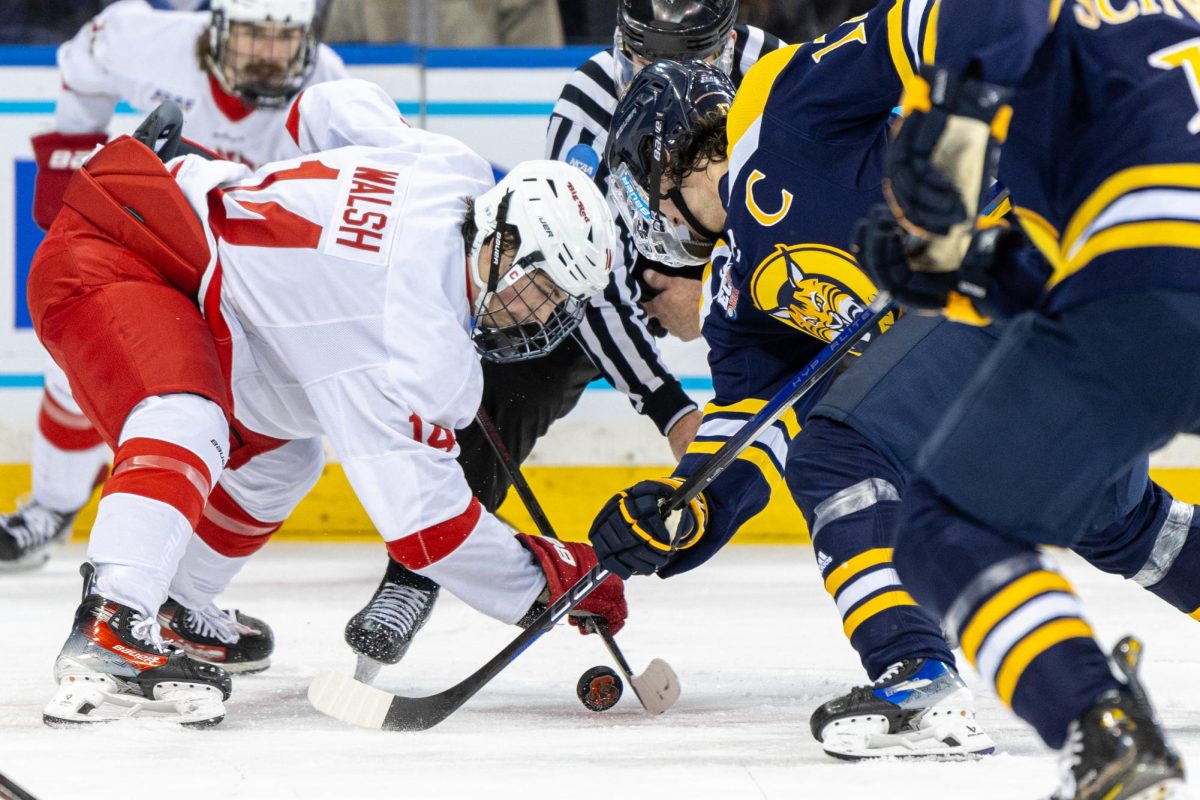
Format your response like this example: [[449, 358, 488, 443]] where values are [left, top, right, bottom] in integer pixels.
[[43, 675, 225, 727], [822, 713, 996, 761], [627, 658, 680, 715], [308, 671, 392, 729], [354, 656, 383, 684]]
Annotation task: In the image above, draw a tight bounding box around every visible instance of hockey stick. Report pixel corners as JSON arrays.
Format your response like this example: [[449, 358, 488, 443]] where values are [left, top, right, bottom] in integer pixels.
[[308, 296, 890, 731], [659, 292, 894, 518], [0, 772, 37, 800], [473, 407, 680, 714], [308, 563, 612, 731]]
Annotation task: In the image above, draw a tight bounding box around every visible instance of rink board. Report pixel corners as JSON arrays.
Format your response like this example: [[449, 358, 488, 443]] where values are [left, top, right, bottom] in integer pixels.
[[3, 463, 1200, 545], [1, 46, 1199, 543]]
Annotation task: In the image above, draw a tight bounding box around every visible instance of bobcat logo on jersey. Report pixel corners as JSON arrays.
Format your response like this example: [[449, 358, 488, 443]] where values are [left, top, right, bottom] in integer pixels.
[[749, 243, 878, 342]]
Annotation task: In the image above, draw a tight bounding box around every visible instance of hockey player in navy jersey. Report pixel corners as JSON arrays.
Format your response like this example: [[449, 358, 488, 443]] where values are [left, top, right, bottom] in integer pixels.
[[590, 4, 1002, 755], [591, 1, 1200, 769], [856, 0, 1199, 796]]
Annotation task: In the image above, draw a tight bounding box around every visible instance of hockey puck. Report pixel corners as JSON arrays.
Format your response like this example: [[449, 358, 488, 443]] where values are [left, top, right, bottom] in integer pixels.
[[576, 665, 623, 712]]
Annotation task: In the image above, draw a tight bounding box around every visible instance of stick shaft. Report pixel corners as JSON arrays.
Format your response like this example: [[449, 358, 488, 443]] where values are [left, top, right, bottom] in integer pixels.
[[662, 294, 894, 515], [475, 407, 557, 540]]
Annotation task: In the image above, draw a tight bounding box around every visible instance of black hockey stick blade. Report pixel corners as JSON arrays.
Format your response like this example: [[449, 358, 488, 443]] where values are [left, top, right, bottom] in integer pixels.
[[0, 772, 37, 800], [309, 564, 612, 731]]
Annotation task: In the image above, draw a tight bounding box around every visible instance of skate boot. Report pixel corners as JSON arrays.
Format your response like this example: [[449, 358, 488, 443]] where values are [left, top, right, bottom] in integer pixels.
[[810, 658, 995, 760], [157, 598, 274, 675], [344, 558, 439, 683], [1049, 637, 1185, 800], [44, 564, 232, 726], [0, 497, 77, 572]]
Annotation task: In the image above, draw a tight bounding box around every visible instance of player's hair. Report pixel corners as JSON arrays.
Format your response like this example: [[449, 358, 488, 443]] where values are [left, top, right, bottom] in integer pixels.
[[460, 197, 522, 257], [664, 109, 728, 187]]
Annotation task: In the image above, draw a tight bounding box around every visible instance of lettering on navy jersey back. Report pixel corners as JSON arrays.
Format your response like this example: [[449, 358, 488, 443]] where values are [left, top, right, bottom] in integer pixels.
[[1072, 0, 1200, 29], [324, 164, 401, 266]]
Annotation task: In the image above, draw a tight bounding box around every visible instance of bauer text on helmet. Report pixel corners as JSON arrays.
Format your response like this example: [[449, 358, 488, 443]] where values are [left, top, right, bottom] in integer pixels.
[[208, 0, 318, 109], [466, 161, 615, 363]]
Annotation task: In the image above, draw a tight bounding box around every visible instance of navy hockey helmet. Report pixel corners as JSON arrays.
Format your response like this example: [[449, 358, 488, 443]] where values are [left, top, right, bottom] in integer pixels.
[[614, 0, 738, 87], [605, 59, 734, 268]]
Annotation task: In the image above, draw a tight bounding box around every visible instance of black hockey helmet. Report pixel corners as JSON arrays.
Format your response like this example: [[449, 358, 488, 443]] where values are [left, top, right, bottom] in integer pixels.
[[617, 0, 737, 61], [605, 59, 734, 268]]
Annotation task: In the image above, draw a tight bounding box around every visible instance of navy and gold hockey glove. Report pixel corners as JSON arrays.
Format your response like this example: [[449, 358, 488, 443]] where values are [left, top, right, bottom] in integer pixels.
[[855, 204, 957, 311], [588, 478, 709, 580], [885, 66, 1013, 272], [856, 205, 1048, 324]]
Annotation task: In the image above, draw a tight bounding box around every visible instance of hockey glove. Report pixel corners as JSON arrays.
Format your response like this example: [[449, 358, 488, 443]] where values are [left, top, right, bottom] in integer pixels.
[[516, 533, 627, 635], [884, 66, 1013, 272], [856, 205, 1048, 323], [956, 217, 1051, 320], [855, 204, 957, 311], [30, 130, 108, 231], [588, 478, 709, 580]]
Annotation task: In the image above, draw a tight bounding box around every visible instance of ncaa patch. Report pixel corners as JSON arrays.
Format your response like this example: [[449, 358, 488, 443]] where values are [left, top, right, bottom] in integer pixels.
[[565, 144, 600, 179]]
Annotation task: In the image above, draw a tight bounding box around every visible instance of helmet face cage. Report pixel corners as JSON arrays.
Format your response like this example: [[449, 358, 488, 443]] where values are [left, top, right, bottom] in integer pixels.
[[608, 161, 711, 268], [209, 6, 316, 108], [613, 0, 737, 88], [471, 199, 587, 364], [612, 26, 735, 90], [473, 288, 586, 363]]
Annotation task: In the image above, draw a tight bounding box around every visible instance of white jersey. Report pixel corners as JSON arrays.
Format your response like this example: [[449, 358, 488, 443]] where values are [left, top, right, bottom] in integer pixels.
[[165, 80, 545, 621], [55, 0, 348, 167]]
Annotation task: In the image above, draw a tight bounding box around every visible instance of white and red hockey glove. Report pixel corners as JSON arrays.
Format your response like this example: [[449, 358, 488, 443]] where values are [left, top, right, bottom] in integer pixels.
[[516, 533, 627, 636], [30, 130, 107, 230]]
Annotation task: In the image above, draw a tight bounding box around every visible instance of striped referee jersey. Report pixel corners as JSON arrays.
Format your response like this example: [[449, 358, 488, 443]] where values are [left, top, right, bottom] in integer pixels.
[[545, 24, 784, 435]]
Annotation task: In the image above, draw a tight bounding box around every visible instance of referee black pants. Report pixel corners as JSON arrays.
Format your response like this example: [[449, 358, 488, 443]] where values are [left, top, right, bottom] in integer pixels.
[[457, 336, 600, 513]]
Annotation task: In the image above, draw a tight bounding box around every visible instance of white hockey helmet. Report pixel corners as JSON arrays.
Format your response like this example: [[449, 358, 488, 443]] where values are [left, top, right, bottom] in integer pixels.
[[467, 160, 616, 363], [207, 0, 318, 108]]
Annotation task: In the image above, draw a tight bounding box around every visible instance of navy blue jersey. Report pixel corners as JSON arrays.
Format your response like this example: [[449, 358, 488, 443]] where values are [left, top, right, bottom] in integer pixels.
[[938, 0, 1200, 311], [662, 0, 937, 576]]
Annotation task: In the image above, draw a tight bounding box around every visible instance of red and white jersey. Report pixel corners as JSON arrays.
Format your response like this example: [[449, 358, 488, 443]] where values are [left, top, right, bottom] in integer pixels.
[[55, 0, 348, 167], [168, 80, 500, 558]]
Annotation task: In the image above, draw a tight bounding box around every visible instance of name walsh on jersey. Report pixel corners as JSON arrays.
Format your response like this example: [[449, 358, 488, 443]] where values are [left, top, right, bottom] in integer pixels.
[[328, 165, 400, 265]]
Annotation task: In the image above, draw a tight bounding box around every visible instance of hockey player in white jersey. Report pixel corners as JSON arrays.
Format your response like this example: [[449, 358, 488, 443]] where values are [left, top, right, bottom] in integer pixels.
[[2, 0, 348, 575], [31, 79, 623, 726], [341, 0, 787, 686]]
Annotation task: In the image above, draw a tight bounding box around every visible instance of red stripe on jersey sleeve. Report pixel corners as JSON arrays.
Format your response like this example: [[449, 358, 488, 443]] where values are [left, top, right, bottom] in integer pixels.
[[386, 498, 483, 570]]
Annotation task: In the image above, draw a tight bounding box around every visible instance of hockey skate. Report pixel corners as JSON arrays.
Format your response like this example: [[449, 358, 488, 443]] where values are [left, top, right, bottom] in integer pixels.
[[157, 598, 274, 674], [44, 564, 232, 727], [344, 558, 439, 683], [0, 497, 77, 572], [1049, 638, 1185, 800], [810, 659, 995, 760]]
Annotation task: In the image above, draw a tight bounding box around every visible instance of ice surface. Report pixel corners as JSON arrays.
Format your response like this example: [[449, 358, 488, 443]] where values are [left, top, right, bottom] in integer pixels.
[[1, 543, 1196, 800]]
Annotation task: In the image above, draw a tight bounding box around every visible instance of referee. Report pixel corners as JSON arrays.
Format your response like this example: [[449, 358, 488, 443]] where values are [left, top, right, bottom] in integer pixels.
[[344, 0, 787, 674]]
